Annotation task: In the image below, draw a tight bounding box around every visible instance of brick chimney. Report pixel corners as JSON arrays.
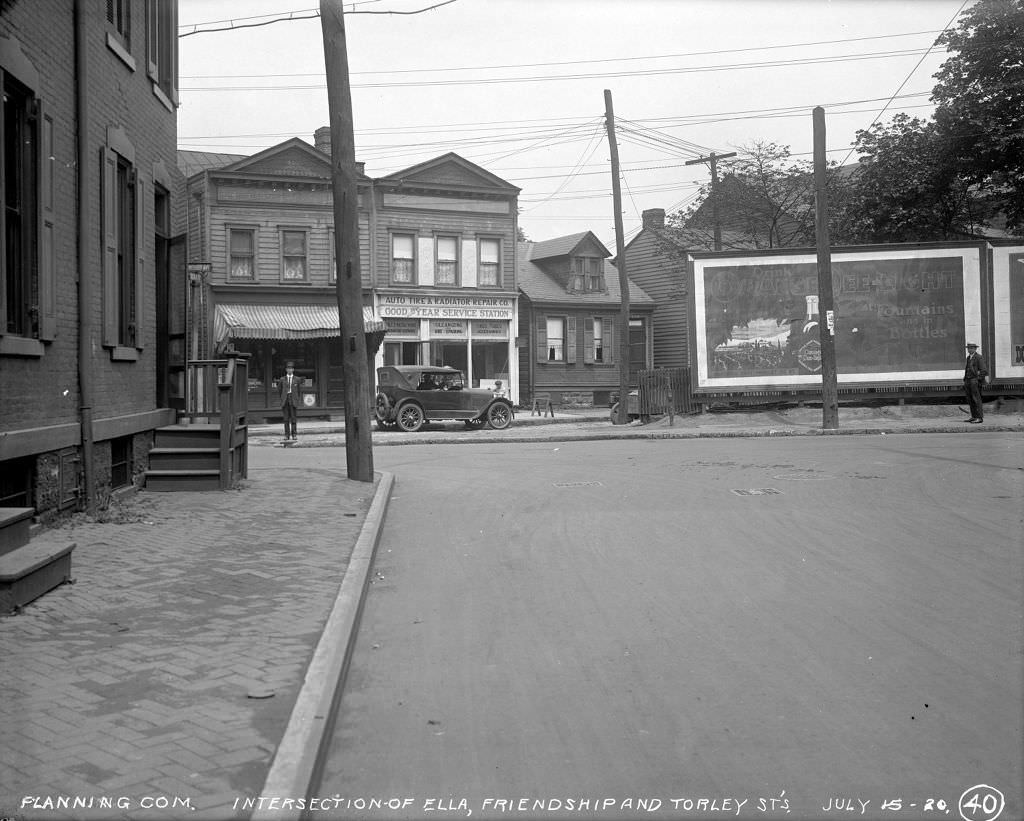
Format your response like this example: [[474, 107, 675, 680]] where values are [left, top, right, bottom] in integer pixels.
[[314, 126, 331, 153], [642, 208, 665, 230], [313, 126, 365, 175]]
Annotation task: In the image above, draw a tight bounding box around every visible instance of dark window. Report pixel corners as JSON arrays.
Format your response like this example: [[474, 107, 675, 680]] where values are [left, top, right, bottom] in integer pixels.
[[107, 0, 131, 47], [2, 73, 38, 337], [0, 456, 33, 508], [146, 0, 178, 101], [110, 436, 131, 489], [116, 155, 137, 346]]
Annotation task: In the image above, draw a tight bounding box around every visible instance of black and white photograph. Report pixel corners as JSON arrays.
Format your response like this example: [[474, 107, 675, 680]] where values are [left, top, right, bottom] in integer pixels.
[[1, 2, 1022, 820]]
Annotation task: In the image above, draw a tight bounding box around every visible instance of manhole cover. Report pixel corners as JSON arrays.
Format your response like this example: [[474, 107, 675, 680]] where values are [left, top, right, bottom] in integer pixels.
[[553, 481, 603, 488], [731, 488, 783, 496]]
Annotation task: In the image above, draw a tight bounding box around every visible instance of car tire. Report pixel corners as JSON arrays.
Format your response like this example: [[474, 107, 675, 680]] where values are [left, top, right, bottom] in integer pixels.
[[396, 402, 425, 432], [486, 402, 512, 430]]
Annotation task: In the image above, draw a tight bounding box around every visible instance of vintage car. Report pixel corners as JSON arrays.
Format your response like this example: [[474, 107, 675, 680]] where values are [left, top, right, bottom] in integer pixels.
[[374, 365, 514, 432]]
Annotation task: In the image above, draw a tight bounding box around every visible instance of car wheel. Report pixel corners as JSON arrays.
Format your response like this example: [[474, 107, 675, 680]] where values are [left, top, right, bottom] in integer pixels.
[[486, 402, 512, 430], [375, 393, 392, 422], [396, 402, 424, 432]]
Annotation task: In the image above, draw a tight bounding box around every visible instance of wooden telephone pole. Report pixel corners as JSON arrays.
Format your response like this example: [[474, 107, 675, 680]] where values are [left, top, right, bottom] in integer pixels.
[[321, 0, 374, 480], [604, 90, 632, 427], [685, 151, 736, 251], [813, 106, 839, 430]]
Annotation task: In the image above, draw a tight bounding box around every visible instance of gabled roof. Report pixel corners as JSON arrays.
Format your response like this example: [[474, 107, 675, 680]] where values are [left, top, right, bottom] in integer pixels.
[[529, 231, 610, 261], [179, 138, 371, 182], [178, 150, 248, 177], [377, 152, 519, 194], [517, 240, 654, 306]]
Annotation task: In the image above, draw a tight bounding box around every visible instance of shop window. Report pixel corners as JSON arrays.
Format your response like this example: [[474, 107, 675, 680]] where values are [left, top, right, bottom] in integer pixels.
[[280, 229, 307, 281], [229, 228, 256, 279], [391, 233, 415, 284], [435, 236, 458, 286], [478, 238, 500, 287], [145, 0, 178, 106], [110, 436, 131, 489], [101, 127, 143, 357]]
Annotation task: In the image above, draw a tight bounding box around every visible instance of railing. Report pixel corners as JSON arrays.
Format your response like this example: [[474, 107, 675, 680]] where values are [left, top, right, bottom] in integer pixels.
[[636, 367, 700, 420], [183, 352, 249, 488]]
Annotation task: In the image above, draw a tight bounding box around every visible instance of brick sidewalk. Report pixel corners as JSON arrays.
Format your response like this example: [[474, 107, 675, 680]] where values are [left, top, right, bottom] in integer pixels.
[[0, 467, 380, 821]]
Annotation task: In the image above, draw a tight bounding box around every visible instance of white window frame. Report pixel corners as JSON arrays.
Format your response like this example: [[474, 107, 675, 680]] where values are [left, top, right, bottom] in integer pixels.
[[546, 316, 565, 362], [478, 237, 501, 287], [435, 235, 459, 286], [280, 227, 308, 282], [228, 226, 257, 280], [391, 232, 416, 285]]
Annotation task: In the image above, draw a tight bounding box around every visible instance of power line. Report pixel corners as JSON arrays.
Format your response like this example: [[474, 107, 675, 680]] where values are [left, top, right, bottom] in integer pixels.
[[178, 47, 945, 92]]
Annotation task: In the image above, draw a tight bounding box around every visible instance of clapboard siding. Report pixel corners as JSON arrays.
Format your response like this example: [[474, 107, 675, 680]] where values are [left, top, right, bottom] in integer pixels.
[[373, 207, 516, 292], [207, 205, 371, 288], [624, 230, 691, 369]]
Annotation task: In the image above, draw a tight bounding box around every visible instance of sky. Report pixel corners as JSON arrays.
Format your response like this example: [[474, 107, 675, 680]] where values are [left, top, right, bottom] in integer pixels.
[[177, 0, 972, 250]]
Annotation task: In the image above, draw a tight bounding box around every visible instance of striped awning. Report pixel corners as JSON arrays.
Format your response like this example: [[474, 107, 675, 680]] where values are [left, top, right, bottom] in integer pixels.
[[215, 304, 387, 342]]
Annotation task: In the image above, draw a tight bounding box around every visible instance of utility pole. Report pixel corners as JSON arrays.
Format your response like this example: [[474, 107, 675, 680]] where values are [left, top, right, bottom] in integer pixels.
[[685, 151, 736, 251], [604, 89, 631, 427], [813, 106, 839, 430], [321, 0, 374, 481]]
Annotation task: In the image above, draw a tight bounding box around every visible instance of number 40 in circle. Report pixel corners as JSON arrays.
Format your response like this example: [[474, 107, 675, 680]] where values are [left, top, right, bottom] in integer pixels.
[[958, 785, 1005, 821]]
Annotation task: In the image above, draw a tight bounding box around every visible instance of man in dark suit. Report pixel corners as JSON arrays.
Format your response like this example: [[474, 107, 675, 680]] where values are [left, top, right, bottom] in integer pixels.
[[963, 343, 988, 423], [279, 360, 302, 439]]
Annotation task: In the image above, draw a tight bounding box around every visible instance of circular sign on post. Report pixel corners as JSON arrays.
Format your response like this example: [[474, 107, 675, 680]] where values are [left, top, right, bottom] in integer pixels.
[[302, 393, 316, 407]]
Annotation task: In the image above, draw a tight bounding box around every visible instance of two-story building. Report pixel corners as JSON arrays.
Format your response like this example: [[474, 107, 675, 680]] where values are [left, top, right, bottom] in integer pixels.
[[518, 232, 655, 408], [180, 133, 521, 419], [1, 0, 184, 518]]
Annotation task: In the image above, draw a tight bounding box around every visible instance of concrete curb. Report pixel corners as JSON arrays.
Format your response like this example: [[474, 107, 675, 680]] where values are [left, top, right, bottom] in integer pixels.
[[254, 421, 1023, 448], [251, 471, 395, 821]]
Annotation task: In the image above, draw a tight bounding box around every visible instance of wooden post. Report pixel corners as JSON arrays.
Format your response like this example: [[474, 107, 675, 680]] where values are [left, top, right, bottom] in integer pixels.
[[604, 90, 631, 426], [813, 106, 839, 430], [685, 151, 736, 251], [321, 0, 374, 481]]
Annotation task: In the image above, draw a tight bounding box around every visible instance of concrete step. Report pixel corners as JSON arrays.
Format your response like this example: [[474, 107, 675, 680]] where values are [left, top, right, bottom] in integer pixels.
[[0, 535, 75, 614], [0, 508, 34, 557], [144, 470, 222, 492], [148, 447, 220, 472]]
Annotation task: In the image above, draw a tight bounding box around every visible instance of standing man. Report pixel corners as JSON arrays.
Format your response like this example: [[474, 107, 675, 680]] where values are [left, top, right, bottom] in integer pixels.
[[963, 342, 988, 423], [279, 360, 302, 439]]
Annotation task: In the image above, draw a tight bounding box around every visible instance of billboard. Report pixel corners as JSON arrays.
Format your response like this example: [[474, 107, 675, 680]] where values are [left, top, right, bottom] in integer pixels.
[[992, 244, 1024, 379], [692, 246, 984, 390]]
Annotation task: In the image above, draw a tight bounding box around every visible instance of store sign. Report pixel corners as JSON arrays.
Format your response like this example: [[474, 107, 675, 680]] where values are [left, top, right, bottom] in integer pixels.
[[472, 320, 509, 339], [384, 318, 420, 338], [430, 319, 468, 338], [379, 293, 514, 320]]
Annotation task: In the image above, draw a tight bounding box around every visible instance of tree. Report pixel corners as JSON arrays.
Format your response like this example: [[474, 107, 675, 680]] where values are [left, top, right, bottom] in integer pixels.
[[844, 114, 989, 242], [663, 141, 855, 252], [931, 0, 1024, 231]]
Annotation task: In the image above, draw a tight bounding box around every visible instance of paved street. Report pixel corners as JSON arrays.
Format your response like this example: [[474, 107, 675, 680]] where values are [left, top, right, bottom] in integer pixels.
[[317, 434, 1023, 821]]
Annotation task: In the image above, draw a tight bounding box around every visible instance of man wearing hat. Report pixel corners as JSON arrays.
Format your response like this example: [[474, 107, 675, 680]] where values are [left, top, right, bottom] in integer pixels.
[[279, 360, 302, 439], [963, 343, 988, 423]]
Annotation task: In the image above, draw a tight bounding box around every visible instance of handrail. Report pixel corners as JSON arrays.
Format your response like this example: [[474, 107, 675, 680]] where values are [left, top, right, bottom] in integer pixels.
[[184, 352, 249, 488]]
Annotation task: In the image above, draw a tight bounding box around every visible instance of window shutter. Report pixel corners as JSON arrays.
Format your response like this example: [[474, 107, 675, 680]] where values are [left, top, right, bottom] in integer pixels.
[[38, 104, 56, 341], [583, 317, 594, 363], [535, 313, 547, 363], [566, 315, 576, 363], [134, 173, 145, 348], [604, 319, 614, 364], [101, 147, 118, 347]]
